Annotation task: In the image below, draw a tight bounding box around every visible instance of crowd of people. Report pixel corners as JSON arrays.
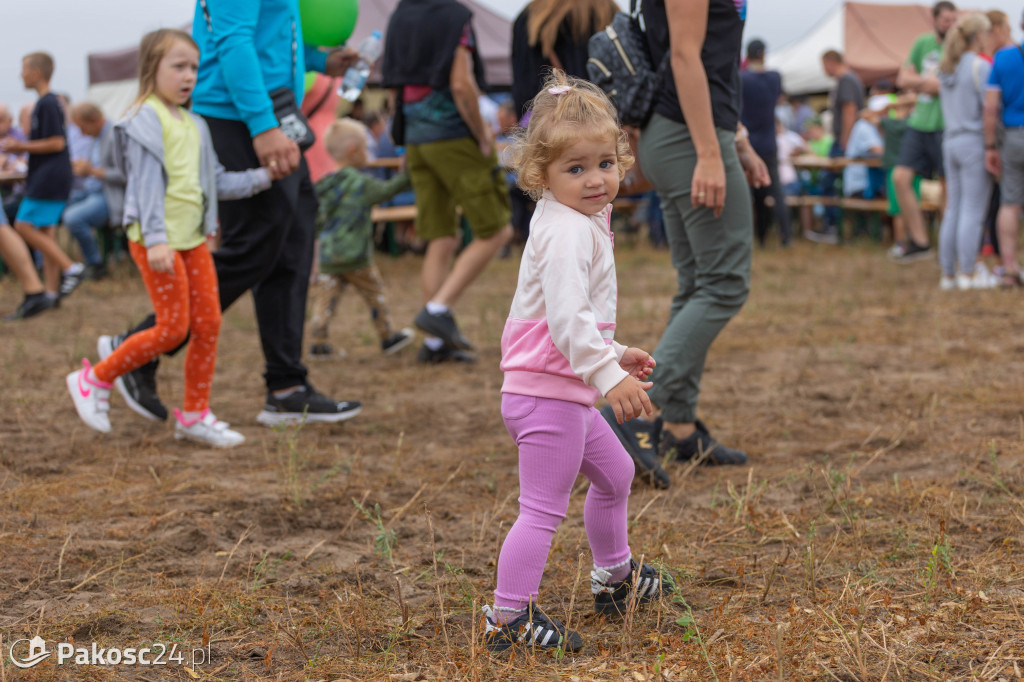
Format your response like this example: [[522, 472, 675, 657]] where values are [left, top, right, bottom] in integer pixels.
[[2, 0, 1024, 656], [746, 3, 1024, 296]]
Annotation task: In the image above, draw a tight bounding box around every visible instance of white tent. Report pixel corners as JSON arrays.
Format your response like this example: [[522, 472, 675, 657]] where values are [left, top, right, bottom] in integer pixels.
[[766, 2, 937, 96], [765, 5, 840, 95]]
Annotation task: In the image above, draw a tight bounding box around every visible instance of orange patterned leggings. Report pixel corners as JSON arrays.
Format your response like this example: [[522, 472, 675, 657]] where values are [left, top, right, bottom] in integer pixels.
[[94, 240, 222, 412]]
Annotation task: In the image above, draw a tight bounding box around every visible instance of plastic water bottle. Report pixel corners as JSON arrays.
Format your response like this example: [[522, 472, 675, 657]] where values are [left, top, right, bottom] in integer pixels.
[[339, 31, 383, 102]]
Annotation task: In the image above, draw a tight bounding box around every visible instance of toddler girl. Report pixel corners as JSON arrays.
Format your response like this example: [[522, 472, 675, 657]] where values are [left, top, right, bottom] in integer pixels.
[[483, 72, 673, 653], [66, 29, 271, 447]]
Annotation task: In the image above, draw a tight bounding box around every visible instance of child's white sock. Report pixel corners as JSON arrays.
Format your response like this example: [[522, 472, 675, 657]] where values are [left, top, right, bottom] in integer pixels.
[[423, 337, 444, 351], [425, 301, 448, 315]]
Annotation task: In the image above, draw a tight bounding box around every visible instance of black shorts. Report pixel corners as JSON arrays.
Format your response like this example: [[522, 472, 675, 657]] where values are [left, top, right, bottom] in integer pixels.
[[896, 128, 944, 179]]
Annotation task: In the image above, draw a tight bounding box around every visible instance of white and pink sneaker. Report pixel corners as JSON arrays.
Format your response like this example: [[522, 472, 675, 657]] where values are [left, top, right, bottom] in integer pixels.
[[66, 359, 112, 433], [174, 409, 245, 448]]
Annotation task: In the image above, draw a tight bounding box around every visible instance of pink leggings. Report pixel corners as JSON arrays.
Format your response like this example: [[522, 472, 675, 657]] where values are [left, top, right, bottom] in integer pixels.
[[494, 394, 634, 613]]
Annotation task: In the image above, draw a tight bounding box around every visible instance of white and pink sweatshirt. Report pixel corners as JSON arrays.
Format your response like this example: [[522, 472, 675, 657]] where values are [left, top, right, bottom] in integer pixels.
[[500, 192, 629, 406]]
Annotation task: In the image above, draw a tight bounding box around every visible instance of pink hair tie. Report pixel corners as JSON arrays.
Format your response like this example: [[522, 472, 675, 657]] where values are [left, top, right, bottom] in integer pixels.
[[548, 85, 571, 95]]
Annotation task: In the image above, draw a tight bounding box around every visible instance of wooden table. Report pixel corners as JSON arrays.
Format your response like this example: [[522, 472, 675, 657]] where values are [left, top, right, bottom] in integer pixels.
[[790, 154, 882, 172], [0, 170, 26, 185], [365, 157, 403, 170]]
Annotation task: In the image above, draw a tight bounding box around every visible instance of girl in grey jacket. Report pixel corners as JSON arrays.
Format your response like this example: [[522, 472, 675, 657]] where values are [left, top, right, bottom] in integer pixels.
[[67, 28, 270, 448], [937, 14, 992, 290]]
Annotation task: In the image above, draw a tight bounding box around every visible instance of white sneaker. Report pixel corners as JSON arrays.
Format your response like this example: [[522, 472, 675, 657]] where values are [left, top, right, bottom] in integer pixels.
[[174, 409, 245, 448], [66, 359, 112, 433], [972, 263, 999, 289], [956, 274, 973, 291], [939, 275, 956, 291]]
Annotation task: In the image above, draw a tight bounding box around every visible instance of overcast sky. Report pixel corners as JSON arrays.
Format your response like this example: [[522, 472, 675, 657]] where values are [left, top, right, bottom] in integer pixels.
[[1, 0, 1021, 118]]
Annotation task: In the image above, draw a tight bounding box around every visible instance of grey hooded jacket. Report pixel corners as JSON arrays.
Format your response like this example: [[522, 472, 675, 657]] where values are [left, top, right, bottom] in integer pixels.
[[938, 51, 991, 139], [114, 102, 271, 248]]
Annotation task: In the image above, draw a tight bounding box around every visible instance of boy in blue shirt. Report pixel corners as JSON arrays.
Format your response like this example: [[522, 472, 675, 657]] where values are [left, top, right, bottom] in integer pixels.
[[984, 26, 1024, 286], [0, 52, 85, 320]]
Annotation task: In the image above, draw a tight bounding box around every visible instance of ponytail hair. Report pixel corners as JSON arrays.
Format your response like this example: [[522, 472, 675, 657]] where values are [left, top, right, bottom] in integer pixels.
[[940, 13, 990, 74]]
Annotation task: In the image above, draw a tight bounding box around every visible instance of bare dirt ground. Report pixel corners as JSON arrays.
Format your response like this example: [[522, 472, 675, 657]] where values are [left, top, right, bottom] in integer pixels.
[[2, 236, 1023, 681]]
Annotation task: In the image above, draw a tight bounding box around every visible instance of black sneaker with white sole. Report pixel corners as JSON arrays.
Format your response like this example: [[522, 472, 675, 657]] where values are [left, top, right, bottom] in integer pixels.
[[2, 293, 55, 321], [592, 559, 675, 617], [97, 334, 168, 421], [890, 240, 932, 264], [381, 327, 415, 355], [59, 263, 87, 298], [413, 307, 474, 351], [416, 343, 476, 364], [255, 384, 362, 426], [481, 605, 583, 653]]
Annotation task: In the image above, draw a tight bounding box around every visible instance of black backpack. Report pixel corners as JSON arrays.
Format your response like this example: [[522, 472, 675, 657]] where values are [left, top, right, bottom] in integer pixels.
[[586, 0, 668, 127]]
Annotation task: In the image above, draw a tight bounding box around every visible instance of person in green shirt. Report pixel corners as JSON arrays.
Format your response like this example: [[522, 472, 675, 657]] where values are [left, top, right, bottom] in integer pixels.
[[891, 0, 957, 262]]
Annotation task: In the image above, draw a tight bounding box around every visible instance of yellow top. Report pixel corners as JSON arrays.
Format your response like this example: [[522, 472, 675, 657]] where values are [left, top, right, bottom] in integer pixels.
[[128, 95, 204, 250]]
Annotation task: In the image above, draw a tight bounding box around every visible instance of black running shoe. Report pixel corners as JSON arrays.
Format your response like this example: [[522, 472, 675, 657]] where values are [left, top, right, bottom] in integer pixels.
[[310, 342, 334, 357], [97, 334, 168, 421], [599, 406, 670, 489], [59, 263, 87, 298], [416, 343, 476, 364], [658, 419, 747, 466], [891, 240, 932, 264], [413, 307, 474, 351], [256, 383, 362, 426], [481, 605, 583, 653], [2, 293, 55, 321], [381, 327, 415, 355], [592, 559, 675, 616]]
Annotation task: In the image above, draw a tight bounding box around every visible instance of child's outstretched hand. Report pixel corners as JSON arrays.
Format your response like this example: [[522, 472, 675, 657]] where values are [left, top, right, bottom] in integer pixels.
[[605, 375, 654, 424], [620, 347, 655, 381], [147, 244, 175, 274]]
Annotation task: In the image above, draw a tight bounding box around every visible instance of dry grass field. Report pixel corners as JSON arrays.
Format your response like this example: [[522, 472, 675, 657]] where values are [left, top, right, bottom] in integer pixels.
[[1, 233, 1023, 681]]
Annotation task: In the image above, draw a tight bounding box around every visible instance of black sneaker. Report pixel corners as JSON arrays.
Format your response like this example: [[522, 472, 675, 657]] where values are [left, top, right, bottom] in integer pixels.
[[481, 605, 583, 653], [310, 342, 334, 356], [86, 263, 109, 281], [2, 292, 55, 321], [592, 559, 675, 617], [658, 420, 747, 466], [891, 240, 932, 264], [599, 406, 670, 489], [59, 262, 87, 298], [413, 307, 474, 351], [416, 343, 476, 364], [97, 334, 168, 421], [381, 327, 415, 355], [255, 383, 362, 426]]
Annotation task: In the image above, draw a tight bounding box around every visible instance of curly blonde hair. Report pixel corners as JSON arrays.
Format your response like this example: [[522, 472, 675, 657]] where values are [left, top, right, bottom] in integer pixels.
[[511, 70, 633, 200]]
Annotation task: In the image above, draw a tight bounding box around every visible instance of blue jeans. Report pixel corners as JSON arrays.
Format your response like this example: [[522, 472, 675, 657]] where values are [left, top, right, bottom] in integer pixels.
[[63, 190, 108, 267]]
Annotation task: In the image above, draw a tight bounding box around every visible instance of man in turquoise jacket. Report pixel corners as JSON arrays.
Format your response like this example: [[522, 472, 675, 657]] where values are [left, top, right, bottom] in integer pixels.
[[100, 0, 364, 427]]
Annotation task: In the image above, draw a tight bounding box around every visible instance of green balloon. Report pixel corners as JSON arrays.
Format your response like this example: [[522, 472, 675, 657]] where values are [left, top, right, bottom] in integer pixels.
[[300, 0, 359, 48], [304, 71, 318, 93]]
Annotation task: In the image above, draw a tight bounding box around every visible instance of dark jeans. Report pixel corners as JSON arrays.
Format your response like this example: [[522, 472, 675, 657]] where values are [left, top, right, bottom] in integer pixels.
[[750, 152, 792, 246], [819, 143, 844, 229], [128, 116, 317, 391]]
